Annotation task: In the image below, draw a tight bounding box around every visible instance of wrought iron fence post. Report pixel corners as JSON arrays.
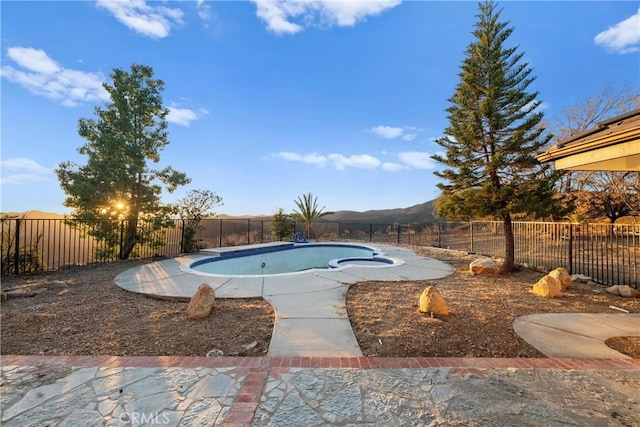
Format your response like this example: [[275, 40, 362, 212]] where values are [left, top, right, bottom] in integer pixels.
[[119, 220, 124, 260], [261, 221, 264, 243], [568, 223, 574, 275], [219, 219, 223, 247], [408, 225, 411, 245], [470, 220, 474, 253], [397, 224, 401, 244], [369, 224, 372, 242], [13, 218, 21, 275], [179, 219, 185, 253], [438, 222, 441, 248], [247, 219, 251, 245]]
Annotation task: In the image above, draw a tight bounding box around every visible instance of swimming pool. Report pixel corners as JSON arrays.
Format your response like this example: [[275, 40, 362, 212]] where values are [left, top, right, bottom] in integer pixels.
[[187, 243, 399, 276]]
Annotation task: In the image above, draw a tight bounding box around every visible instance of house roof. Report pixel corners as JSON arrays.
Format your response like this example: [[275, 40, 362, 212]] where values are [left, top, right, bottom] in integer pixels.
[[537, 108, 640, 171]]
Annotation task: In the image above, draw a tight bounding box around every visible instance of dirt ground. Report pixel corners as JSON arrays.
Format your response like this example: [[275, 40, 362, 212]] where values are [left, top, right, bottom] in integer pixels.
[[1, 246, 638, 358]]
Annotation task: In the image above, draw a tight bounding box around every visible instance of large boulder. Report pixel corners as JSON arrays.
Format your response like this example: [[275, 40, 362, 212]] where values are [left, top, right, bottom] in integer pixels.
[[418, 286, 449, 316], [469, 258, 500, 275], [548, 267, 571, 290], [187, 284, 216, 319], [532, 275, 562, 298]]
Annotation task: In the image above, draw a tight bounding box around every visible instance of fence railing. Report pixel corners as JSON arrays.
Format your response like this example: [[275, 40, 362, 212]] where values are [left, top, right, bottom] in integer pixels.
[[1, 217, 638, 288]]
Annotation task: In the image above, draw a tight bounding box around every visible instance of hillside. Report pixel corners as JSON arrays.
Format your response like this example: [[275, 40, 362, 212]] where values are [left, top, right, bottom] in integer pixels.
[[322, 200, 439, 224], [4, 200, 440, 225]]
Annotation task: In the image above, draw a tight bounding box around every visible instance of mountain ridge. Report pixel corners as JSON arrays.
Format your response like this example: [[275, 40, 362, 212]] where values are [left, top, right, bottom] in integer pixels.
[[5, 200, 439, 224]]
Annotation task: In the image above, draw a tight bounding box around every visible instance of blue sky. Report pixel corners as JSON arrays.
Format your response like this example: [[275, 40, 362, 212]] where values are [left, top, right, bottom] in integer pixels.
[[1, 1, 639, 216]]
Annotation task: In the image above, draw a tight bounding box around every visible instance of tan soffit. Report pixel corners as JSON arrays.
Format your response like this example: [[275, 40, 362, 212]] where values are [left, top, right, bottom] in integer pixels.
[[537, 109, 640, 171]]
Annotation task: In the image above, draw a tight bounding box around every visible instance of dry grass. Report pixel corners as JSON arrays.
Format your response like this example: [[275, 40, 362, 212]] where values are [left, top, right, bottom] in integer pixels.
[[347, 246, 640, 358], [1, 247, 638, 358]]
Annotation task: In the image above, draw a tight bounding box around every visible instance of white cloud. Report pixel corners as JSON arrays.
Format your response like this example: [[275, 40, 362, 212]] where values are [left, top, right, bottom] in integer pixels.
[[328, 154, 381, 171], [1, 158, 52, 185], [371, 125, 404, 139], [276, 152, 327, 167], [275, 150, 436, 172], [382, 162, 407, 172], [371, 124, 422, 141], [1, 47, 109, 107], [197, 0, 212, 21], [167, 106, 208, 126], [397, 151, 435, 169], [96, 0, 184, 39], [594, 9, 640, 54], [251, 0, 401, 35]]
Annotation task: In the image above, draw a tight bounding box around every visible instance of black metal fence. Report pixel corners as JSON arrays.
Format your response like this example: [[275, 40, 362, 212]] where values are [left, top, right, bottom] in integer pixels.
[[2, 217, 638, 287]]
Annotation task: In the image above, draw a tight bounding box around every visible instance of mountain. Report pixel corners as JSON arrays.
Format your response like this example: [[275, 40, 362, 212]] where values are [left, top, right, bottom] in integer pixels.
[[4, 200, 440, 225], [321, 200, 439, 224]]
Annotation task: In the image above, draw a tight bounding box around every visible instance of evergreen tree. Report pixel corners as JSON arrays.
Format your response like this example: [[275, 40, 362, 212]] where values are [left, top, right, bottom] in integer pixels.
[[56, 64, 190, 260], [432, 1, 565, 272]]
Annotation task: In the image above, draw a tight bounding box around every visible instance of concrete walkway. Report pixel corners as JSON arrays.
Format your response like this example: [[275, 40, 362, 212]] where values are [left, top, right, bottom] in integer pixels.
[[514, 313, 640, 359], [115, 244, 454, 357]]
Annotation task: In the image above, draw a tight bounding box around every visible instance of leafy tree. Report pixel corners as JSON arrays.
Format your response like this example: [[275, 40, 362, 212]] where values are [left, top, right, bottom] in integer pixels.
[[432, 1, 565, 272], [291, 193, 331, 239], [271, 208, 295, 241], [56, 64, 190, 259], [175, 189, 223, 253]]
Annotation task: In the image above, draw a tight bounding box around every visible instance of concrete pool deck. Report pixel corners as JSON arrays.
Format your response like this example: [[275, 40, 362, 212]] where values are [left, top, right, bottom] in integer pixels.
[[115, 244, 455, 357]]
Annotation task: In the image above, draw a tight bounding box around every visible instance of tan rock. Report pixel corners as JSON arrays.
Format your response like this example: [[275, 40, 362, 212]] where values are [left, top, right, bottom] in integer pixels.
[[607, 285, 640, 298], [187, 284, 216, 319], [532, 275, 562, 298], [469, 258, 500, 275], [419, 286, 449, 316], [548, 267, 571, 290]]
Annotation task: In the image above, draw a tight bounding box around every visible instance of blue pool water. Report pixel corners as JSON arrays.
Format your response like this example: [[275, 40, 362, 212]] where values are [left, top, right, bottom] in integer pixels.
[[190, 243, 395, 276]]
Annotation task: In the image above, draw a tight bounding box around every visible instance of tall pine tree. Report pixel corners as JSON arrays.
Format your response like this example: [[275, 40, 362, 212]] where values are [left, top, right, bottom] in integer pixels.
[[432, 1, 565, 272]]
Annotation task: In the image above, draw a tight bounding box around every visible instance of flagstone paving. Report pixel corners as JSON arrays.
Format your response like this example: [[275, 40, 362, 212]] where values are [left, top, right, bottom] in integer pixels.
[[2, 356, 639, 426]]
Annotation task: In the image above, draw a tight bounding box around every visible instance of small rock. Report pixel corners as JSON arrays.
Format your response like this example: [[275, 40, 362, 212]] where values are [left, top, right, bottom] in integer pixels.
[[532, 275, 562, 297], [5, 289, 28, 299], [206, 349, 224, 357], [243, 341, 258, 350], [1, 292, 7, 302], [606, 285, 640, 298], [548, 268, 571, 290], [570, 274, 591, 283], [418, 286, 449, 315], [61, 327, 74, 335], [469, 258, 500, 275], [187, 284, 216, 319], [47, 280, 68, 290]]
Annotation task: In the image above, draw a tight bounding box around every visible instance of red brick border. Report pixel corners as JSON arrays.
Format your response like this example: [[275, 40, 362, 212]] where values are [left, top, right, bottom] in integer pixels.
[[2, 355, 639, 370]]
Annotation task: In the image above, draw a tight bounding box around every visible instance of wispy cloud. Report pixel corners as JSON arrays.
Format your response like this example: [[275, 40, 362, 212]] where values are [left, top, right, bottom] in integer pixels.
[[96, 0, 184, 39], [397, 151, 435, 169], [167, 105, 209, 127], [197, 0, 212, 21], [328, 154, 381, 171], [274, 150, 435, 171], [251, 0, 401, 35], [371, 125, 404, 139], [1, 47, 109, 107], [594, 9, 640, 54], [1, 158, 52, 185], [371, 124, 419, 141]]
